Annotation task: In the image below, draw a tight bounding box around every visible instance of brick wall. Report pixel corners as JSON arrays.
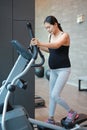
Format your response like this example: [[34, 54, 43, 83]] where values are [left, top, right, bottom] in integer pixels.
[[35, 0, 87, 86]]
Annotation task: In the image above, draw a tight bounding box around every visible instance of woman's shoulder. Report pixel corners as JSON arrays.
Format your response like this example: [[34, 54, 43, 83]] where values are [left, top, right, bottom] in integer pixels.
[[61, 32, 69, 36], [62, 32, 69, 37], [61, 32, 70, 41], [62, 32, 70, 45]]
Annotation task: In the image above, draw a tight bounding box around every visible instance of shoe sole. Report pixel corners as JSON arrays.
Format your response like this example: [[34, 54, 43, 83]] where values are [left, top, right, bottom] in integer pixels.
[[72, 114, 79, 123]]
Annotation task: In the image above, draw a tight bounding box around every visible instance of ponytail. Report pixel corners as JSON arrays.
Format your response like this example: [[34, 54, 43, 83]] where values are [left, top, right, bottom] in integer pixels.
[[58, 23, 63, 32]]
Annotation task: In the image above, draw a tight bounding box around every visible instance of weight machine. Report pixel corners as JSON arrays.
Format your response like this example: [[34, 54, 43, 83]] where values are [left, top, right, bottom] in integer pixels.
[[0, 22, 87, 130]]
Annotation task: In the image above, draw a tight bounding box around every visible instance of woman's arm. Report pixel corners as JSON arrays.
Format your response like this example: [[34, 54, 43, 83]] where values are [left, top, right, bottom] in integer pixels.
[[39, 46, 49, 53], [31, 33, 70, 49]]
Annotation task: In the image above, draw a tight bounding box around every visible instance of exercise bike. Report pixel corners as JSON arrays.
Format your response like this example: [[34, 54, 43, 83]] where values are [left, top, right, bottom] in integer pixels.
[[0, 22, 87, 130]]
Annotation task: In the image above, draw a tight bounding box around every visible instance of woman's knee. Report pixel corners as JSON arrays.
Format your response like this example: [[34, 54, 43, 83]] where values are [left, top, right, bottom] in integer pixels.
[[51, 92, 60, 100]]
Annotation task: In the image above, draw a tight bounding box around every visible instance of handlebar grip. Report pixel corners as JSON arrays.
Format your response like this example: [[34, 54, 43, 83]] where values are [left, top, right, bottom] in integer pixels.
[[27, 22, 38, 60], [27, 22, 34, 39], [27, 22, 45, 67]]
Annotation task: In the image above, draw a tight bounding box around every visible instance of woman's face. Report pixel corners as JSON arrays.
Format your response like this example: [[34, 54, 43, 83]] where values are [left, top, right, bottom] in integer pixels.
[[44, 22, 56, 34]]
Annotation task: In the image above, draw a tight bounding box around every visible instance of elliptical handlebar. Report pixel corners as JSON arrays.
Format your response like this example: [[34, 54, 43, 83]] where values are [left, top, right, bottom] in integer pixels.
[[27, 22, 45, 67], [27, 22, 38, 60]]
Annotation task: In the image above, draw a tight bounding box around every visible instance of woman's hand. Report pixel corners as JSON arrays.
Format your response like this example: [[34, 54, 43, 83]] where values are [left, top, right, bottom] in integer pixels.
[[31, 38, 49, 53], [31, 38, 40, 46]]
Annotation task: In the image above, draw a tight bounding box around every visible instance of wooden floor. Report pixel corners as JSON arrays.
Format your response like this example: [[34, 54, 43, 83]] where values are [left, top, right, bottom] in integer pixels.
[[35, 77, 87, 124]]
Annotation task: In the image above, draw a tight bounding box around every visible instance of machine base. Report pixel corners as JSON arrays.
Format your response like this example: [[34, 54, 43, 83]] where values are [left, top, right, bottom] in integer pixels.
[[0, 106, 32, 130]]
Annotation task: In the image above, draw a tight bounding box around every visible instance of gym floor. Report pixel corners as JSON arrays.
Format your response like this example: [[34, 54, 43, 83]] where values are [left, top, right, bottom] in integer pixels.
[[35, 77, 87, 124]]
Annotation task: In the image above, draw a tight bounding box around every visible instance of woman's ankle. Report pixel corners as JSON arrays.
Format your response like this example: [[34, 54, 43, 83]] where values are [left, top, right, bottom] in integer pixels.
[[48, 116, 54, 120], [68, 109, 74, 113]]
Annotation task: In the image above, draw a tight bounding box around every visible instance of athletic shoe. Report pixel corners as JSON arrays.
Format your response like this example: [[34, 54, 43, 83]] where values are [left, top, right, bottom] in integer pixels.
[[65, 111, 79, 123]]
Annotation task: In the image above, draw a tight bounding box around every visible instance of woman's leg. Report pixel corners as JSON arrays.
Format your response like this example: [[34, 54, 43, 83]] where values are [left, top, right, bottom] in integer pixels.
[[48, 69, 58, 119], [51, 68, 71, 111]]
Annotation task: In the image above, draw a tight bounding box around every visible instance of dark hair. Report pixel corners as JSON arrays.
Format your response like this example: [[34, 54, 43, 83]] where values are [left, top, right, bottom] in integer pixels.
[[44, 15, 63, 31]]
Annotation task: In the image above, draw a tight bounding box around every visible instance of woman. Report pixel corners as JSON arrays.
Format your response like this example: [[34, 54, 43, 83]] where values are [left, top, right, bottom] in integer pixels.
[[31, 15, 79, 124]]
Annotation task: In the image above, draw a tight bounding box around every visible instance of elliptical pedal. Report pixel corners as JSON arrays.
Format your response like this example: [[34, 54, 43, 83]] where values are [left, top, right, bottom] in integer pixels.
[[61, 113, 87, 129]]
